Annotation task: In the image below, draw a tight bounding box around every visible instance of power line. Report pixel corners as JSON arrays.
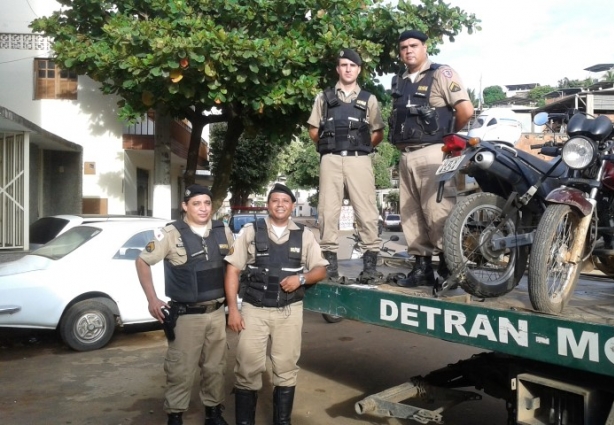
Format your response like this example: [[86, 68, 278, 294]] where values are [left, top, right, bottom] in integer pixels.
[[0, 54, 45, 66], [25, 0, 40, 18]]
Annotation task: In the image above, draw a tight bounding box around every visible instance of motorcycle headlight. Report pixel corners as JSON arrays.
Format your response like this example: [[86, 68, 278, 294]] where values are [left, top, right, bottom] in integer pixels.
[[561, 137, 595, 169]]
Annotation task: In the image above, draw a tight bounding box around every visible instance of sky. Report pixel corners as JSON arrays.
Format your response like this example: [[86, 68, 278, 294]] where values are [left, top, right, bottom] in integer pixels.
[[425, 0, 614, 97]]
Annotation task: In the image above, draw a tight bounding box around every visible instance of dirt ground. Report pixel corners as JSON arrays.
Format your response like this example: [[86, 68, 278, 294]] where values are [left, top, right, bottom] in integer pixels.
[[0, 311, 507, 425]]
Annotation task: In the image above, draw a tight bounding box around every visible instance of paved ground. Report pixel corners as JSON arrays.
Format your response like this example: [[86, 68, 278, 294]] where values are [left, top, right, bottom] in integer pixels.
[[0, 311, 507, 425]]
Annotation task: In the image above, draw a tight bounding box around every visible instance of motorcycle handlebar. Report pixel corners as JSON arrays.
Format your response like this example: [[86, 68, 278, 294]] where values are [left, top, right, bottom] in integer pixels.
[[540, 146, 560, 157]]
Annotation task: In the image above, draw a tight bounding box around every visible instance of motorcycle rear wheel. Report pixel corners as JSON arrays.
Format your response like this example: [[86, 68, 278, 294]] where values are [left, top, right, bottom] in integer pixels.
[[528, 204, 582, 314], [444, 192, 528, 298]]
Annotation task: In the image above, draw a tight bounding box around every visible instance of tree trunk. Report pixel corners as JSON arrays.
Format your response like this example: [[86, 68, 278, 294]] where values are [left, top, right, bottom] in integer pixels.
[[184, 106, 206, 188], [153, 107, 172, 219], [210, 114, 244, 212]]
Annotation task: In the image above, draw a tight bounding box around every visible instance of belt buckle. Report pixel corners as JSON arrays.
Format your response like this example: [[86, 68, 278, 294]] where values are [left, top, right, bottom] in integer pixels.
[[340, 150, 348, 156]]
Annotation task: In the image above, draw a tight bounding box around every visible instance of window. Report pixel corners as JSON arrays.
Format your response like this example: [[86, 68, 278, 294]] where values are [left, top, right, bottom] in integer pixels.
[[113, 230, 157, 260], [34, 58, 77, 100]]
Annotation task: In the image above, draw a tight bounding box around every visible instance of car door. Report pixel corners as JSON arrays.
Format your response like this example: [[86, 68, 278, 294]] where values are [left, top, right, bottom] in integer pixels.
[[110, 229, 165, 323]]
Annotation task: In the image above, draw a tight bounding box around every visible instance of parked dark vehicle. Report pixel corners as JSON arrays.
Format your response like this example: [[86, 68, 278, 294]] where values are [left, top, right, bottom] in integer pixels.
[[228, 212, 268, 238], [529, 112, 614, 313], [436, 112, 568, 298]]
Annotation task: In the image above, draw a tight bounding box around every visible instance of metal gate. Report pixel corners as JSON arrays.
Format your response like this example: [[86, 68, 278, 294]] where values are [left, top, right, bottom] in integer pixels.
[[0, 132, 26, 250]]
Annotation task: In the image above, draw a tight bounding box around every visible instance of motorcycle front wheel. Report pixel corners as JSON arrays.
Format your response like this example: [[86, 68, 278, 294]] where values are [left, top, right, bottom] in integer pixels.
[[528, 204, 583, 314], [443, 192, 528, 298]]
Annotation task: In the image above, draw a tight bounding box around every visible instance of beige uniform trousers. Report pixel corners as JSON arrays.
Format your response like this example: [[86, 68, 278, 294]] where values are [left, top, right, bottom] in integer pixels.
[[163, 306, 227, 413], [399, 143, 457, 256], [318, 153, 381, 253], [234, 302, 303, 390]]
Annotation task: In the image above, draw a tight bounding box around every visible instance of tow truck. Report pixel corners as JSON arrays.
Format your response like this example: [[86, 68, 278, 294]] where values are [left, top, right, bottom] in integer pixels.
[[303, 256, 614, 425]]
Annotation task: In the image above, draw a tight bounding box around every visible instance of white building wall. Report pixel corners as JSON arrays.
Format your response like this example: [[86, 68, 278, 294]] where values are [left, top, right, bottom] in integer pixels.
[[0, 0, 130, 214]]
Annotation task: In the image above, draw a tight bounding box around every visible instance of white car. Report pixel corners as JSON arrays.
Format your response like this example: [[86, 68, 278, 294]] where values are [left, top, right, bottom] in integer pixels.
[[29, 214, 156, 250], [383, 214, 402, 232], [0, 219, 168, 351]]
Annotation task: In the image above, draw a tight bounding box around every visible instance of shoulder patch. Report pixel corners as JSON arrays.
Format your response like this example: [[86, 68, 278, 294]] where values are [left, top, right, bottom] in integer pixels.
[[441, 68, 453, 79], [449, 82, 461, 92], [154, 228, 164, 241], [145, 241, 155, 253], [228, 246, 234, 255]]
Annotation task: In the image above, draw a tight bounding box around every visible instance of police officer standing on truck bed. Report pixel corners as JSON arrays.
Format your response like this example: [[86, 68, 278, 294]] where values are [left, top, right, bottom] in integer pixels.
[[224, 183, 328, 425], [389, 30, 474, 288], [135, 184, 234, 425], [307, 48, 385, 284]]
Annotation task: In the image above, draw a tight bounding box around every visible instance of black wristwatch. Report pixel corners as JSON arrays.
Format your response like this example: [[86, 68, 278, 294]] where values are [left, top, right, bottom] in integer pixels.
[[298, 274, 306, 286]]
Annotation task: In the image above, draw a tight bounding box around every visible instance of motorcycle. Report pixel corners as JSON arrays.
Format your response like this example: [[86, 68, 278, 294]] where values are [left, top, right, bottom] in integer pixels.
[[435, 112, 568, 298], [528, 112, 614, 314]]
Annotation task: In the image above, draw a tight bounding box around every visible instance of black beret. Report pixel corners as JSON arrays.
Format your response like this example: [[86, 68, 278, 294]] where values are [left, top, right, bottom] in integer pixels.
[[338, 48, 362, 66], [268, 183, 296, 203], [183, 184, 212, 201], [398, 30, 428, 43]]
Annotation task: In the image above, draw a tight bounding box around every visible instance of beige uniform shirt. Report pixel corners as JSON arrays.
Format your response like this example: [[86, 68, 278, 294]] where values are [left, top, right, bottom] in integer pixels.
[[139, 218, 234, 266], [307, 83, 385, 132], [401, 59, 470, 108], [225, 217, 328, 272]]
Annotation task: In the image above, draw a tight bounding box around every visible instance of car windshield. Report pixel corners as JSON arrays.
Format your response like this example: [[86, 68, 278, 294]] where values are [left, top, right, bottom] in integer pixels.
[[229, 215, 267, 234], [29, 217, 70, 245], [33, 226, 101, 260], [387, 214, 400, 221]]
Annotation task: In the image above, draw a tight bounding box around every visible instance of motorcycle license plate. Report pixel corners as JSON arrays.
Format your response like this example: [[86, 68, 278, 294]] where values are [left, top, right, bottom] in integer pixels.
[[436, 155, 466, 175]]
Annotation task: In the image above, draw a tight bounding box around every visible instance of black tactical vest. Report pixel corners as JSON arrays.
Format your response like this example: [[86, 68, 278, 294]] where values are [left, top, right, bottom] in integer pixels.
[[318, 88, 372, 154], [243, 220, 305, 308], [164, 220, 230, 303], [389, 64, 455, 146]]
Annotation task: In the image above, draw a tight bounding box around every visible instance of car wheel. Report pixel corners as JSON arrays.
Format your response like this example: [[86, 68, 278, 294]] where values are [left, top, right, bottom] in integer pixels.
[[59, 299, 116, 351]]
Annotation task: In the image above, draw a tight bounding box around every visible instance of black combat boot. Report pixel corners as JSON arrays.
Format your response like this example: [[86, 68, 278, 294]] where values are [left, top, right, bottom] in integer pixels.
[[358, 251, 383, 284], [167, 412, 183, 425], [436, 254, 450, 280], [273, 386, 295, 425], [322, 251, 340, 280], [204, 404, 228, 425], [396, 256, 435, 287], [235, 388, 258, 425]]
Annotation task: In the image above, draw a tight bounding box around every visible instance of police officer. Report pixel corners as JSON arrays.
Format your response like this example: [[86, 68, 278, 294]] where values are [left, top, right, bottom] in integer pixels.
[[389, 30, 474, 287], [307, 48, 385, 284], [224, 183, 328, 425], [136, 184, 233, 425]]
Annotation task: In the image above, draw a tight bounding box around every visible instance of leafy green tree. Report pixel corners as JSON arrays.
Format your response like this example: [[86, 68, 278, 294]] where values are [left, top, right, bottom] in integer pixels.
[[209, 123, 281, 207], [482, 85, 506, 107], [557, 77, 593, 89], [32, 0, 479, 210], [373, 141, 399, 188], [604, 70, 614, 82], [385, 189, 400, 213], [528, 85, 555, 108], [281, 134, 321, 190]]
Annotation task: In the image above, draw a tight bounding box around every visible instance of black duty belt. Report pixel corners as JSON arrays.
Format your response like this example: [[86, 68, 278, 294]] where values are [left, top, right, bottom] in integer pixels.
[[329, 150, 369, 156], [395, 143, 438, 152], [171, 301, 224, 315]]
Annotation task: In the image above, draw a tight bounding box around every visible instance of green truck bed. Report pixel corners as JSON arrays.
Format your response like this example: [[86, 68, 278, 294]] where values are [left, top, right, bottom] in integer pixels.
[[303, 258, 614, 379]]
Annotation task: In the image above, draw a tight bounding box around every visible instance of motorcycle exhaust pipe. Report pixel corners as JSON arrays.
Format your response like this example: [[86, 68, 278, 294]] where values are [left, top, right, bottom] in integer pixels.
[[473, 151, 526, 188], [474, 151, 495, 169]]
